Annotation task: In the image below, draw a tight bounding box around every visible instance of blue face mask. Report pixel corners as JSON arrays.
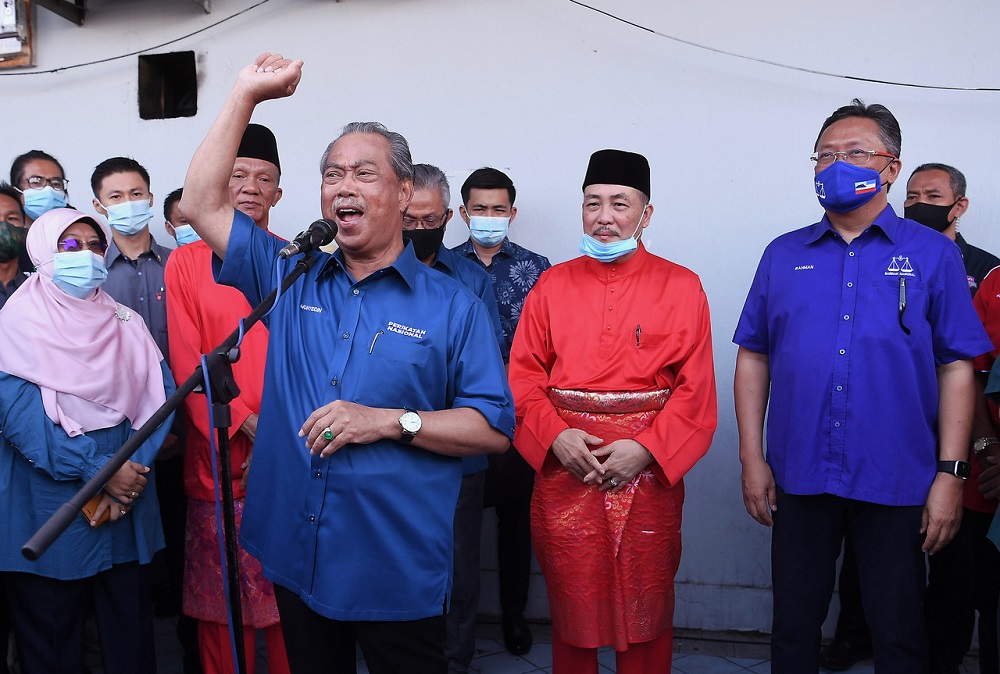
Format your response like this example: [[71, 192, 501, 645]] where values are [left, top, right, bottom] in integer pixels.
[[23, 186, 67, 220], [579, 211, 645, 263], [52, 250, 108, 299], [814, 161, 883, 214], [468, 216, 509, 247], [173, 224, 201, 246], [102, 199, 154, 236]]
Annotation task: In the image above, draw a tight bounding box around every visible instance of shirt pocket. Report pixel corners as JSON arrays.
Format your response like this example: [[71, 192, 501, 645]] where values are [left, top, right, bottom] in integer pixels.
[[356, 332, 432, 408]]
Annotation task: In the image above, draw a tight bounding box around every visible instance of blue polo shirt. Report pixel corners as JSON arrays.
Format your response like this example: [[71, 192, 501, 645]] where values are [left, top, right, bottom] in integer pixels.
[[216, 211, 515, 620], [734, 205, 991, 506], [431, 244, 506, 475]]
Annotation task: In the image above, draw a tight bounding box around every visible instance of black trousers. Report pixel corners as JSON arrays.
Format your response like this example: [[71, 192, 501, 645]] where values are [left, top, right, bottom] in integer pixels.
[[5, 562, 155, 674], [274, 584, 447, 674], [0, 577, 9, 674], [482, 447, 534, 616], [770, 489, 928, 674], [925, 508, 1000, 673]]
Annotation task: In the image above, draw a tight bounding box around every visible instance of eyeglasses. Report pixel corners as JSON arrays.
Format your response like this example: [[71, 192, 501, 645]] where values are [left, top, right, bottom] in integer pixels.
[[810, 149, 897, 168], [23, 176, 68, 191], [57, 237, 107, 255], [402, 211, 447, 230]]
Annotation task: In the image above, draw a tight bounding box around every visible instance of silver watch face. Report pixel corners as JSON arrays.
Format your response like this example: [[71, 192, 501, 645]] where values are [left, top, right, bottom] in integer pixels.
[[400, 411, 421, 434]]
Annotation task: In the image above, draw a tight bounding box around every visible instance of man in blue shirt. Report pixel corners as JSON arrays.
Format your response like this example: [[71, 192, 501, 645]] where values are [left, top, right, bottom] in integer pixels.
[[452, 167, 550, 655], [733, 99, 992, 674], [180, 52, 515, 674], [403, 163, 505, 674]]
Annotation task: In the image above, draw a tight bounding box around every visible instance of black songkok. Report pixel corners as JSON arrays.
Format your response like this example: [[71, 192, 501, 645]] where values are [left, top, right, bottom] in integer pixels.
[[582, 149, 650, 200], [237, 123, 281, 175]]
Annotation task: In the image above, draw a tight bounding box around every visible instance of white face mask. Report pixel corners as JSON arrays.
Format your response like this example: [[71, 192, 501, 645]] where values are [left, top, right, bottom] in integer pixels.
[[52, 250, 108, 298], [101, 199, 153, 236], [468, 216, 509, 247], [173, 224, 201, 246]]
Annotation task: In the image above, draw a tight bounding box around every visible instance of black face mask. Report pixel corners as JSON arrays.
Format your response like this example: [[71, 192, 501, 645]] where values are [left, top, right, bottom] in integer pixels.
[[904, 200, 959, 233], [403, 227, 445, 261]]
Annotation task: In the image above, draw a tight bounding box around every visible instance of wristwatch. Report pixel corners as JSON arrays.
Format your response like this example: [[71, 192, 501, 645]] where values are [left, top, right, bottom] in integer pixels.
[[399, 408, 421, 444], [973, 436, 1000, 457], [937, 460, 971, 480]]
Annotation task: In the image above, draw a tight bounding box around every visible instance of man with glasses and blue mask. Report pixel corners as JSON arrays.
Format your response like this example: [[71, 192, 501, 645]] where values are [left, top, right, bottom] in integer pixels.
[[824, 162, 1000, 674], [453, 167, 550, 656], [403, 163, 505, 674], [734, 99, 992, 674], [509, 149, 717, 674]]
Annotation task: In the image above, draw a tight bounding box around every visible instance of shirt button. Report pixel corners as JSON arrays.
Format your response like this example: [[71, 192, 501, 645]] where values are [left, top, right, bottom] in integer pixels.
[[847, 282, 853, 288], [331, 377, 338, 386], [849, 252, 855, 257], [314, 470, 322, 478], [843, 315, 850, 320], [342, 332, 350, 339], [836, 385, 843, 391], [839, 349, 846, 355], [353, 289, 359, 295], [608, 306, 613, 311], [309, 515, 316, 522], [834, 421, 841, 428]]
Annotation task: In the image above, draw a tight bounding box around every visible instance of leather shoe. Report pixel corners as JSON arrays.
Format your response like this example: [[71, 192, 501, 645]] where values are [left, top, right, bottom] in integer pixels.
[[819, 639, 873, 671], [502, 613, 533, 655]]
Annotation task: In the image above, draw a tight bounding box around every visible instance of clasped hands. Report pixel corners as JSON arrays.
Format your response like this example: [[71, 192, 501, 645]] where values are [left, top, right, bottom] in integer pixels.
[[550, 428, 653, 493], [91, 460, 150, 525]]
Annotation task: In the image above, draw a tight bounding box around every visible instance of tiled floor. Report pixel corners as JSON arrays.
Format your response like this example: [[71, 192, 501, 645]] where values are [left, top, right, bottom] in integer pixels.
[[81, 616, 986, 674]]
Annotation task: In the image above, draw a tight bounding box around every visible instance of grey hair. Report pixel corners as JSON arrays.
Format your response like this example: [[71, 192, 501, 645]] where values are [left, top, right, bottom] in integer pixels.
[[319, 121, 413, 183], [910, 163, 967, 198], [412, 163, 450, 207]]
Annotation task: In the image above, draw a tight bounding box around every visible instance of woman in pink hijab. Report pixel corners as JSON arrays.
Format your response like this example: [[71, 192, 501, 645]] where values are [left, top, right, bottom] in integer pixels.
[[0, 208, 175, 674]]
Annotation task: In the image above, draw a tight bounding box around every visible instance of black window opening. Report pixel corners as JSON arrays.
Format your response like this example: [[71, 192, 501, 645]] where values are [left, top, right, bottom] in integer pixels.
[[139, 51, 197, 120]]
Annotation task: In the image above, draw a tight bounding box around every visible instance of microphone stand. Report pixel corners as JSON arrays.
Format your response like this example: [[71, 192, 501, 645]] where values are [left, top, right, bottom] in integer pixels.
[[23, 250, 320, 674]]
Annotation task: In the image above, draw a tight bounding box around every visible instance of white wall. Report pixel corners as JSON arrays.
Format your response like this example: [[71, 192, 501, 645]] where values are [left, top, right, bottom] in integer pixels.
[[6, 0, 1000, 634]]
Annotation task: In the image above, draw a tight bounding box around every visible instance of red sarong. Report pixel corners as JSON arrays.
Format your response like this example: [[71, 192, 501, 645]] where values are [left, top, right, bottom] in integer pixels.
[[532, 388, 683, 651]]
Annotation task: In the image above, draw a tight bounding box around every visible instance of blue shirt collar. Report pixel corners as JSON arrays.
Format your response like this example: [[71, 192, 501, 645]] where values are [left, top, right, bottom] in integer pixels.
[[317, 240, 420, 291], [805, 204, 900, 245], [455, 237, 513, 261], [105, 234, 168, 265]]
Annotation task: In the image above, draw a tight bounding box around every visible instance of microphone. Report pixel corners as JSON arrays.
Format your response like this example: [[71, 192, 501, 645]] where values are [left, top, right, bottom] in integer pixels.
[[278, 219, 338, 259]]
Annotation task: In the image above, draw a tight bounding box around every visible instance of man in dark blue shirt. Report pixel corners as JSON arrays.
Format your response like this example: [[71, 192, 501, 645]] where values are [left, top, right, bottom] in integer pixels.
[[181, 52, 515, 674], [734, 99, 992, 674], [452, 167, 550, 655], [403, 163, 505, 674]]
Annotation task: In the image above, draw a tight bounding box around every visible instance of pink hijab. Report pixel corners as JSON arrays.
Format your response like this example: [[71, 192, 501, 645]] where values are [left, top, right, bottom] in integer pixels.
[[0, 208, 166, 436]]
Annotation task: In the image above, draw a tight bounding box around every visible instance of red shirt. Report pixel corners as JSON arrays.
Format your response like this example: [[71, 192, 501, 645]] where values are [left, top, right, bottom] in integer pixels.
[[509, 244, 717, 485], [970, 267, 1000, 513], [165, 240, 268, 502]]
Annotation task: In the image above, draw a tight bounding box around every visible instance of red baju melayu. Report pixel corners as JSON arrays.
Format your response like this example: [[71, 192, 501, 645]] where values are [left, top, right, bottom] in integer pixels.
[[165, 238, 287, 674], [509, 243, 717, 660]]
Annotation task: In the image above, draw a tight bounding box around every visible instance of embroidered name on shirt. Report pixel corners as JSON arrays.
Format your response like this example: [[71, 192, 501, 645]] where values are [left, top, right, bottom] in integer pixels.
[[387, 321, 426, 339], [794, 265, 814, 271], [884, 255, 916, 277], [300, 304, 323, 313]]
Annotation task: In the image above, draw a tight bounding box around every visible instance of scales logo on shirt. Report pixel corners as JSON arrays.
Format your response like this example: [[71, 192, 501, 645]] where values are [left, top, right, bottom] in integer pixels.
[[387, 321, 426, 339], [884, 255, 916, 277]]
